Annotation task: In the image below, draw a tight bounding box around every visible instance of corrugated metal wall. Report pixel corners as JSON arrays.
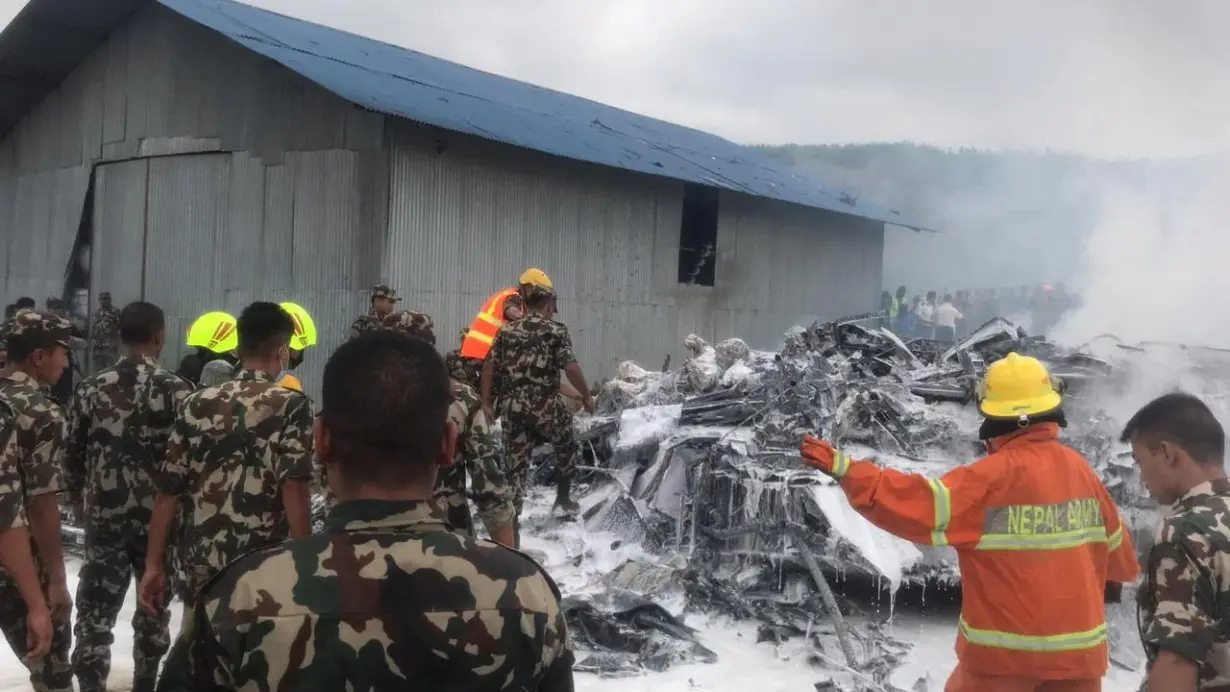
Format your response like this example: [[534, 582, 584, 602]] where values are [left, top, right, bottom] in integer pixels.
[[0, 6, 386, 394], [0, 2, 885, 393], [0, 166, 91, 304], [384, 124, 884, 377]]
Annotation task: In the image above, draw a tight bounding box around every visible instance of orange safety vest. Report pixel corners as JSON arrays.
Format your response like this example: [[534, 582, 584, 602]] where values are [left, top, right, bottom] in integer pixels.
[[459, 288, 520, 360], [832, 423, 1139, 680]]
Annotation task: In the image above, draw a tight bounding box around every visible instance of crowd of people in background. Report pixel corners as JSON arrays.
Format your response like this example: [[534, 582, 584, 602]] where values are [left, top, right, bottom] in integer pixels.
[[880, 283, 1080, 343]]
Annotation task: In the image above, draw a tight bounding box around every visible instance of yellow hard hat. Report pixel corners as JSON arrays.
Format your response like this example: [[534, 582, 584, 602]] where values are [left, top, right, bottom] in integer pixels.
[[279, 302, 317, 352], [518, 267, 553, 289], [186, 312, 238, 354], [977, 352, 1063, 419], [277, 372, 304, 393]]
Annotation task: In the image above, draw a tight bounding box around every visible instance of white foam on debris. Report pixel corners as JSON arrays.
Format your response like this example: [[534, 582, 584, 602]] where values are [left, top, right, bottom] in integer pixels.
[[617, 404, 683, 449], [807, 483, 923, 590]]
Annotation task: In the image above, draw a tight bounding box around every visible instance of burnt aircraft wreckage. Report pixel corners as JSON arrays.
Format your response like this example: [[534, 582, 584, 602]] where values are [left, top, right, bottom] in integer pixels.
[[60, 314, 1228, 688]]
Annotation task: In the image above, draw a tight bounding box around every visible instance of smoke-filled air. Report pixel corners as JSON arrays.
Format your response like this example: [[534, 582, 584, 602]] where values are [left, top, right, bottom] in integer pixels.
[[1, 1, 1228, 691]]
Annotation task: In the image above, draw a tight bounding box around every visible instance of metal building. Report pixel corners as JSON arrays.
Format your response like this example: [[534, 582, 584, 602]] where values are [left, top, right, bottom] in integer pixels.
[[0, 0, 925, 393]]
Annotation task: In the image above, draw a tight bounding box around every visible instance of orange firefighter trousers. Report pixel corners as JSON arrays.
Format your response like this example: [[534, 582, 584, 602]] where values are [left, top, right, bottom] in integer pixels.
[[945, 662, 1101, 692]]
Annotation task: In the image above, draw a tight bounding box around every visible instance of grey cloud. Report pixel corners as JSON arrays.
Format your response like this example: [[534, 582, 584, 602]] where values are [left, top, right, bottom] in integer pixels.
[[1, 0, 1228, 156]]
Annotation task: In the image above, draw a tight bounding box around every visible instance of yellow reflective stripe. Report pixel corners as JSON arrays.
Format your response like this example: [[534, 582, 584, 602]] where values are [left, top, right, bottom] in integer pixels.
[[476, 312, 505, 328], [468, 331, 494, 345], [929, 478, 951, 546], [959, 617, 1107, 653], [1107, 526, 1123, 551], [976, 526, 1108, 551], [830, 450, 850, 478]]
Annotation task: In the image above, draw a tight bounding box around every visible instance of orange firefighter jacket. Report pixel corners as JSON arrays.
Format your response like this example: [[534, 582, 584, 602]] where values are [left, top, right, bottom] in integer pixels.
[[460, 288, 520, 360], [834, 423, 1139, 680]]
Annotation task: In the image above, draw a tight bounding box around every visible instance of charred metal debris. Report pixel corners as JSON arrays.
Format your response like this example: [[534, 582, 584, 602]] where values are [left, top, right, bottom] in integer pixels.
[[532, 314, 1181, 682]]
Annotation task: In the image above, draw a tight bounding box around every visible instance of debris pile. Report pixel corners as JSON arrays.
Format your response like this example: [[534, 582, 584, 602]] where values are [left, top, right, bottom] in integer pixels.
[[552, 314, 1197, 682]]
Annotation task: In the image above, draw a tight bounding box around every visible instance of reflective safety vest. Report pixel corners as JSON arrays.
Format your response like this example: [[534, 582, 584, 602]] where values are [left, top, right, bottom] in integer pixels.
[[459, 288, 520, 360], [889, 296, 900, 320], [830, 423, 1139, 679]]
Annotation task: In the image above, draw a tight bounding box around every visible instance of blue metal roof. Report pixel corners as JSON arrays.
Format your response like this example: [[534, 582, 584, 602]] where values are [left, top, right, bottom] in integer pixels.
[[1, 0, 929, 230]]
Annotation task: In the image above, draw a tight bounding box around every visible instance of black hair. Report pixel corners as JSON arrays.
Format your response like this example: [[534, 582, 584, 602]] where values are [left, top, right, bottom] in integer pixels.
[[236, 302, 294, 358], [979, 409, 1067, 441], [320, 331, 451, 485], [119, 302, 165, 345], [3, 305, 14, 319], [1120, 392, 1225, 465], [525, 292, 554, 310], [14, 297, 34, 309], [6, 332, 60, 362]]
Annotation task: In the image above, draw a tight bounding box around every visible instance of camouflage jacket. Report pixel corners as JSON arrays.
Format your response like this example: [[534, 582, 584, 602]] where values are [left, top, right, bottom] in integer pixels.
[[65, 355, 192, 530], [0, 369, 67, 509], [1141, 477, 1230, 689], [88, 306, 121, 352], [182, 499, 573, 691], [349, 310, 387, 339], [488, 314, 577, 420], [155, 368, 314, 595], [436, 379, 514, 537], [0, 401, 29, 533]]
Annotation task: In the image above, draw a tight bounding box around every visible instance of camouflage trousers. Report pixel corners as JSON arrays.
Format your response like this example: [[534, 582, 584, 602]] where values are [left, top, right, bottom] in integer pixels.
[[0, 572, 73, 692], [436, 489, 476, 538], [155, 606, 195, 692], [502, 410, 577, 518], [73, 528, 171, 692]]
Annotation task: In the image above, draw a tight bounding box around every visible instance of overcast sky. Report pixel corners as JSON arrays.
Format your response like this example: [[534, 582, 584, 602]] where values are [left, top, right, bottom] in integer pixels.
[[1, 0, 1227, 158]]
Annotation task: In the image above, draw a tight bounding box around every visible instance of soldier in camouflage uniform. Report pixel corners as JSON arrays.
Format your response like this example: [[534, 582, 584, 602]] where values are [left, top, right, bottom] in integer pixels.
[[0, 310, 80, 692], [483, 284, 595, 534], [0, 299, 35, 368], [173, 330, 573, 690], [87, 292, 121, 375], [446, 327, 486, 387], [65, 302, 192, 692], [138, 302, 314, 691], [1123, 393, 1230, 690], [349, 284, 401, 338], [385, 317, 516, 546]]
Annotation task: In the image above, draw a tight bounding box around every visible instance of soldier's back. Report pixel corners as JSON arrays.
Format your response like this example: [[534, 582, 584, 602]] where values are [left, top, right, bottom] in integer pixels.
[[165, 370, 313, 591], [491, 316, 574, 409], [70, 356, 190, 524], [192, 499, 572, 690]]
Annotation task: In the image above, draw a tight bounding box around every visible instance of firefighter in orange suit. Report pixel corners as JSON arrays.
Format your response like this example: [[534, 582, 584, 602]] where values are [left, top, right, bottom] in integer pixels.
[[452, 269, 547, 389], [799, 352, 1139, 692]]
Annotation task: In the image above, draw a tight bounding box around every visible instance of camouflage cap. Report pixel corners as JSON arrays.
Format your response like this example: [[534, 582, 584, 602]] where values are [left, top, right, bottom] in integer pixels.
[[7, 309, 84, 349], [370, 284, 401, 302], [99, 291, 112, 300], [524, 283, 557, 301], [386, 310, 436, 346]]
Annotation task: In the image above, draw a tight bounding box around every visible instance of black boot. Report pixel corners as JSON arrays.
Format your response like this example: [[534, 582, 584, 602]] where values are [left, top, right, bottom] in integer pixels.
[[552, 476, 580, 518]]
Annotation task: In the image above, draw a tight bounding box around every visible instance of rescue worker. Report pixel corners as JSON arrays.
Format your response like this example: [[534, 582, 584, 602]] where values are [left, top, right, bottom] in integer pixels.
[[798, 352, 1139, 691], [139, 302, 314, 691], [175, 331, 574, 689], [277, 301, 317, 393], [0, 310, 79, 692], [87, 292, 120, 375], [891, 285, 907, 332], [444, 327, 472, 383], [483, 282, 595, 535], [387, 315, 516, 547], [349, 284, 400, 338], [65, 302, 191, 692], [454, 269, 547, 388], [175, 312, 238, 386], [1124, 393, 1230, 690]]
